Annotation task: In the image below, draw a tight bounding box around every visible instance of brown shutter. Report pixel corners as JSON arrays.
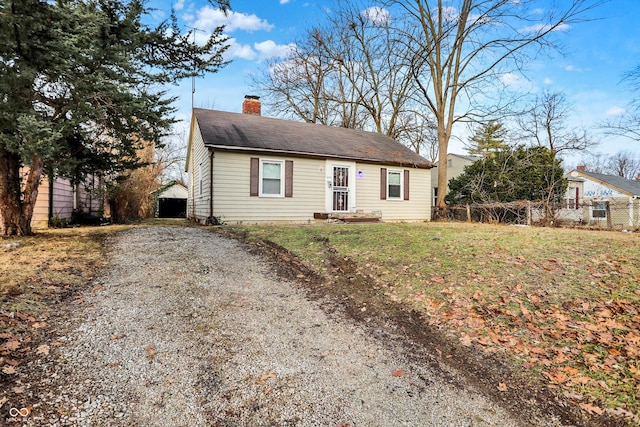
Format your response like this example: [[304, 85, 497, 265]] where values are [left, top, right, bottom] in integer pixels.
[[285, 160, 293, 197], [250, 157, 259, 196], [404, 170, 410, 200], [380, 168, 387, 200]]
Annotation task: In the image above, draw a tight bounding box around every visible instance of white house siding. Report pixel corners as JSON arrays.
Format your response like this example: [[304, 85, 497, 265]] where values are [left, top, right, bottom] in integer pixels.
[[209, 151, 326, 224], [158, 184, 188, 199], [580, 178, 637, 227], [357, 164, 431, 222], [187, 120, 211, 220]]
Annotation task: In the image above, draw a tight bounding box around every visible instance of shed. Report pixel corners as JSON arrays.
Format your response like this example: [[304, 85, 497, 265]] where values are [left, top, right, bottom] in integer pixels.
[[153, 181, 188, 218]]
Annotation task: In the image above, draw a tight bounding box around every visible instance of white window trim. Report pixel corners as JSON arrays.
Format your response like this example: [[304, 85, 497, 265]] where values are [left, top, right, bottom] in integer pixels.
[[591, 200, 607, 219], [387, 169, 404, 200], [259, 159, 285, 197]]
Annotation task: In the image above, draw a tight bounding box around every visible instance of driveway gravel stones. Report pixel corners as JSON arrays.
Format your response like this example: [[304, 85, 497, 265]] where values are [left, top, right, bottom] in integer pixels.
[[14, 227, 559, 426]]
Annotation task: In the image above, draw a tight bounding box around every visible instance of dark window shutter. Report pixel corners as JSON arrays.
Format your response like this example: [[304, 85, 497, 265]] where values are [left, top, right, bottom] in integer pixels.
[[404, 170, 410, 200], [285, 160, 293, 197], [250, 157, 259, 196], [380, 168, 387, 200]]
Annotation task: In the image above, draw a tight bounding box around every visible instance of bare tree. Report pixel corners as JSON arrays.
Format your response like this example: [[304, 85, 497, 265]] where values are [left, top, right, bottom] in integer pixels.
[[601, 65, 640, 141], [573, 152, 608, 174], [602, 114, 640, 142], [252, 0, 438, 157], [392, 0, 604, 217], [515, 90, 595, 155], [156, 133, 188, 185], [255, 29, 336, 125], [606, 151, 640, 179]]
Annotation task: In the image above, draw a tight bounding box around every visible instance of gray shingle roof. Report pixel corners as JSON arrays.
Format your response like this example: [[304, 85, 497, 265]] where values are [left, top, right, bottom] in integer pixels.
[[578, 170, 640, 196], [194, 108, 433, 169]]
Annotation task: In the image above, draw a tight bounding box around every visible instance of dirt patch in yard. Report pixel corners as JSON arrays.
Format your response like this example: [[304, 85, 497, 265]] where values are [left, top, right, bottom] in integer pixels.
[[221, 227, 630, 427]]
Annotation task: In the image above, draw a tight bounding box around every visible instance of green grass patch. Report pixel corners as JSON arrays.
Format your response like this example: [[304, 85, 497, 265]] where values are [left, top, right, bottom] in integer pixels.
[[234, 222, 640, 423]]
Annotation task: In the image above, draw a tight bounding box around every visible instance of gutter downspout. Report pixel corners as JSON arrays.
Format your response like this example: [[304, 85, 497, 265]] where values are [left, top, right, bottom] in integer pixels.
[[208, 148, 215, 224], [48, 171, 54, 227]]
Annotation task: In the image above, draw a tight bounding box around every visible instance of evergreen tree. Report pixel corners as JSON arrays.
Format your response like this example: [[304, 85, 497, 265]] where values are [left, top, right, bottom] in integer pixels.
[[465, 120, 508, 158], [0, 0, 229, 235], [446, 146, 567, 205]]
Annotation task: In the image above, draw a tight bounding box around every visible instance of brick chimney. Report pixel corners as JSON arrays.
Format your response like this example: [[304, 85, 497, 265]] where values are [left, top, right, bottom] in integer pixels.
[[577, 165, 586, 171], [242, 95, 261, 115]]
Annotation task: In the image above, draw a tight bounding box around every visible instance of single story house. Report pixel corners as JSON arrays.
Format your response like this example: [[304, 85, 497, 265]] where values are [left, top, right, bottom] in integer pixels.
[[152, 181, 188, 218], [430, 153, 481, 208], [560, 168, 640, 228], [4, 170, 104, 229], [185, 96, 434, 224]]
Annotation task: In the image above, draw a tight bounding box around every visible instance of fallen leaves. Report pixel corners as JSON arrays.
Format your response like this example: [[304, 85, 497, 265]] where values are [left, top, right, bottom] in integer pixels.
[[255, 372, 276, 385], [392, 369, 405, 377], [2, 339, 21, 352], [145, 345, 157, 362], [255, 372, 277, 396], [2, 365, 17, 375], [580, 402, 605, 415], [36, 344, 50, 355]]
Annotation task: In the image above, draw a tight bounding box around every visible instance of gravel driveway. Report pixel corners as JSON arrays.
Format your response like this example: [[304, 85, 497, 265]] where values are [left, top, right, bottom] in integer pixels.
[[22, 226, 537, 426]]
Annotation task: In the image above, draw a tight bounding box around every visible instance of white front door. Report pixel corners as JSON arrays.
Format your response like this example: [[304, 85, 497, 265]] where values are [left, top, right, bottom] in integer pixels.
[[325, 162, 356, 213]]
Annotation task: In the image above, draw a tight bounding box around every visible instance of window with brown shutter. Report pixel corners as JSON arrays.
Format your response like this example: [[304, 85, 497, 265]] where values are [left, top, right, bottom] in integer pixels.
[[251, 157, 293, 197], [380, 168, 387, 200]]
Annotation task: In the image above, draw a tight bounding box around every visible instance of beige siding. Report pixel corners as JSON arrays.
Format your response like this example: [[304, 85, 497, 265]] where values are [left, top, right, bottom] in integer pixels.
[[356, 164, 431, 221], [30, 175, 104, 228], [187, 120, 212, 220], [187, 124, 432, 224], [211, 151, 325, 223], [581, 196, 639, 227], [430, 154, 477, 206]]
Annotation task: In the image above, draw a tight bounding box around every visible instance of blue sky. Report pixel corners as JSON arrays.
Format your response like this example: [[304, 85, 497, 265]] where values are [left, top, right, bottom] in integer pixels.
[[148, 0, 640, 164]]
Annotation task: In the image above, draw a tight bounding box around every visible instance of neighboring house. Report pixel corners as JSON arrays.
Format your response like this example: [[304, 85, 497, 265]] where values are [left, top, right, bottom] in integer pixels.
[[430, 153, 481, 207], [20, 171, 104, 228], [561, 168, 640, 228], [186, 96, 434, 224], [152, 181, 188, 218]]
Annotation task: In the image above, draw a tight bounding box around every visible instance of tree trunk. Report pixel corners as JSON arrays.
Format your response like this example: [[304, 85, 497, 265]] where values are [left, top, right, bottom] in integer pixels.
[[433, 124, 450, 220], [0, 149, 42, 236]]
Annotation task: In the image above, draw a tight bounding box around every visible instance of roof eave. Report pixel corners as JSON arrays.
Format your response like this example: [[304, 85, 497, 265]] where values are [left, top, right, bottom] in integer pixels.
[[206, 144, 434, 169]]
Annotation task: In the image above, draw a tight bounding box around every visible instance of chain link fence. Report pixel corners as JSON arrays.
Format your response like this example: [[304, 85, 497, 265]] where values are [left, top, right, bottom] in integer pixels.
[[435, 199, 640, 231]]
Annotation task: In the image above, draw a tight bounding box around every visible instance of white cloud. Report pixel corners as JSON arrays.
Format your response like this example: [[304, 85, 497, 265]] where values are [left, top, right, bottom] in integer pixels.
[[440, 6, 458, 22], [254, 40, 296, 60], [225, 39, 257, 60], [520, 22, 570, 34], [565, 65, 586, 73], [193, 7, 273, 33], [543, 78, 553, 85], [605, 106, 626, 116], [174, 0, 186, 11], [500, 72, 534, 91], [280, 0, 290, 4], [361, 7, 390, 25]]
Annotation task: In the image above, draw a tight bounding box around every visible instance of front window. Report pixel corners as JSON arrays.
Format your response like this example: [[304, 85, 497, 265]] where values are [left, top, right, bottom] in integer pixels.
[[260, 160, 284, 196], [592, 201, 607, 218], [387, 170, 402, 199], [565, 186, 579, 209]]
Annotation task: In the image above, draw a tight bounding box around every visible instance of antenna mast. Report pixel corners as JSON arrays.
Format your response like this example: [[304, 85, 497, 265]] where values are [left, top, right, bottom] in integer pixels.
[[187, 27, 206, 110]]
